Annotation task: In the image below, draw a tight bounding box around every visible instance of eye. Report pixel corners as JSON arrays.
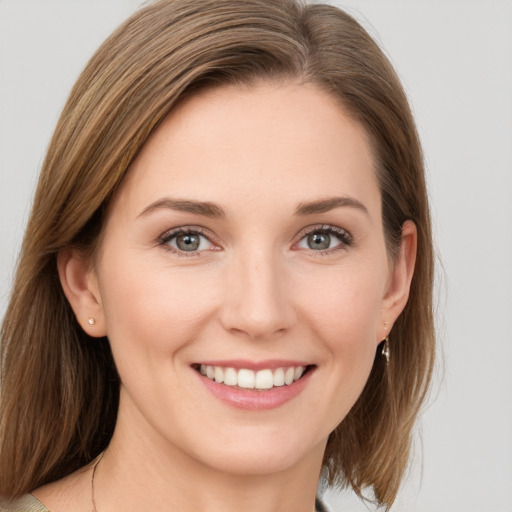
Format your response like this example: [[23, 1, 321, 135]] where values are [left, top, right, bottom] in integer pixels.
[[159, 228, 216, 255], [296, 225, 352, 253]]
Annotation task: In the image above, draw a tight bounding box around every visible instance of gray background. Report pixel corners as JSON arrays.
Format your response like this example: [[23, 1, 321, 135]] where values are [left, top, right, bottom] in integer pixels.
[[1, 1, 511, 511]]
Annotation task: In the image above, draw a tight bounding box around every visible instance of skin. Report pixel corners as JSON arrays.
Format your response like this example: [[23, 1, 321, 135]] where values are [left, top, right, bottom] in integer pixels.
[[36, 81, 416, 512]]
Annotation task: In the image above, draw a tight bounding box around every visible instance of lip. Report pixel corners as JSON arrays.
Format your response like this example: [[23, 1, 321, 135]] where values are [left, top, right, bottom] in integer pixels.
[[193, 362, 315, 411], [194, 359, 311, 371]]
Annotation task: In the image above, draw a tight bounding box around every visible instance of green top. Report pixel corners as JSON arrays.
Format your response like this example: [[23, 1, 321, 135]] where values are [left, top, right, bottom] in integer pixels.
[[0, 494, 329, 511], [0, 494, 49, 512]]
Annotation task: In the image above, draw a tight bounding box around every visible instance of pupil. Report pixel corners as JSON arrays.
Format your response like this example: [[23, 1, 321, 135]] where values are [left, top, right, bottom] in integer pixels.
[[308, 232, 330, 250], [177, 234, 200, 251]]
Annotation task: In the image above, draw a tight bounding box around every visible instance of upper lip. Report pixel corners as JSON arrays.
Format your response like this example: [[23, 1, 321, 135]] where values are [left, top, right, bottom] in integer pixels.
[[192, 359, 312, 371]]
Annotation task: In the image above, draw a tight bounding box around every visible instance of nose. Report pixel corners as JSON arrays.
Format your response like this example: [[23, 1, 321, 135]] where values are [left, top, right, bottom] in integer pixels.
[[219, 247, 296, 340]]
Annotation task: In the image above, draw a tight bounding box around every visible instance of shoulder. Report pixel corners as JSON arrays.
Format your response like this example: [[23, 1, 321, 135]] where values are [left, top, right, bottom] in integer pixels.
[[0, 494, 50, 512]]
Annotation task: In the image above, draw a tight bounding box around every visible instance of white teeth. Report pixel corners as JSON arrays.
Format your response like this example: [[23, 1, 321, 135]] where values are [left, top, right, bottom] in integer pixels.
[[224, 367, 237, 386], [237, 369, 255, 389], [294, 367, 304, 380], [199, 365, 307, 389], [255, 369, 273, 389], [214, 366, 224, 383], [273, 368, 285, 387], [284, 367, 295, 385]]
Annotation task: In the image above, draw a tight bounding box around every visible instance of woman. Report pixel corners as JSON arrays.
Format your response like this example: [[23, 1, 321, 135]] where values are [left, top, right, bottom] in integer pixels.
[[0, 0, 435, 510]]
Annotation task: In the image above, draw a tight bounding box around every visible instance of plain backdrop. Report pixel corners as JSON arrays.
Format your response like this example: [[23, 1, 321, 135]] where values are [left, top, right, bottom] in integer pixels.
[[1, 1, 511, 511]]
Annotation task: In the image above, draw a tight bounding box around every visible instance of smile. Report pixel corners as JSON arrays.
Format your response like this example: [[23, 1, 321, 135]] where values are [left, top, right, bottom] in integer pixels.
[[192, 360, 315, 410], [197, 364, 307, 390]]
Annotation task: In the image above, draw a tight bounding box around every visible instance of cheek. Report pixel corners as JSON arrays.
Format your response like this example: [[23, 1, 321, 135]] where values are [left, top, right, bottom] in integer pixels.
[[297, 261, 386, 403], [98, 254, 220, 358], [306, 267, 385, 410], [298, 262, 385, 344]]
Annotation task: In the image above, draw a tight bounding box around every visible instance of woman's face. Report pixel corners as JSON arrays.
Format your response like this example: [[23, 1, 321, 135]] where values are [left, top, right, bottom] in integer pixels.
[[81, 82, 412, 475]]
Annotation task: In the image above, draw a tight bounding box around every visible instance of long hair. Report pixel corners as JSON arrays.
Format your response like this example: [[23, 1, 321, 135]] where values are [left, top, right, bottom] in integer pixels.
[[0, 0, 435, 507]]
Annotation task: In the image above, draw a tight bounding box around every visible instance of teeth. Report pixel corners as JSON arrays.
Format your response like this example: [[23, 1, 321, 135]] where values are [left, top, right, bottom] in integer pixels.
[[255, 369, 273, 389], [199, 365, 307, 390], [294, 367, 304, 380], [237, 369, 255, 389], [284, 367, 295, 385], [214, 366, 224, 383], [224, 367, 237, 386], [273, 368, 285, 387]]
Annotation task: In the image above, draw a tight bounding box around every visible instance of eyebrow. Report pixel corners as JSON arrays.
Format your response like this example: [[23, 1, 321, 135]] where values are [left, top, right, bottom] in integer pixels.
[[294, 196, 369, 216], [138, 195, 368, 219], [138, 198, 226, 219]]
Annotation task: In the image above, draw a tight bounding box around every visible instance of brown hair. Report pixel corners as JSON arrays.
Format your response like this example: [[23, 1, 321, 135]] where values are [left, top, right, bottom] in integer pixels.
[[0, 0, 435, 507]]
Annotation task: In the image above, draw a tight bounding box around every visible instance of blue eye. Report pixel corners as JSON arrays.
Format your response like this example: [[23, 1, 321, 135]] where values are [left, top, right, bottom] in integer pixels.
[[297, 226, 352, 252]]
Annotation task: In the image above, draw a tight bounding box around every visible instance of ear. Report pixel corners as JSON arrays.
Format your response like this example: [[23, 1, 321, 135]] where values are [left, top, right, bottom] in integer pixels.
[[57, 248, 107, 337], [378, 220, 417, 341]]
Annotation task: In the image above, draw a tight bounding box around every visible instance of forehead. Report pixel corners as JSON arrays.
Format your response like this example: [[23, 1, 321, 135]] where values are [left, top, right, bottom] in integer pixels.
[[111, 81, 379, 218]]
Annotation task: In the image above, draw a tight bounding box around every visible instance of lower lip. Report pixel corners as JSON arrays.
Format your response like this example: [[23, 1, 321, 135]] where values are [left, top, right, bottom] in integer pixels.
[[196, 369, 314, 410]]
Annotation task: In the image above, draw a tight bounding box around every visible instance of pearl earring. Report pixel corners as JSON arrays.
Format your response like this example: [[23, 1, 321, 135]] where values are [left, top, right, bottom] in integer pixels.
[[88, 318, 96, 326]]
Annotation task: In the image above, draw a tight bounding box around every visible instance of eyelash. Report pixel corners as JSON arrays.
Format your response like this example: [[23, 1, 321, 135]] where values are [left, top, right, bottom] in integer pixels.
[[157, 226, 217, 257], [294, 224, 353, 255], [157, 224, 353, 257]]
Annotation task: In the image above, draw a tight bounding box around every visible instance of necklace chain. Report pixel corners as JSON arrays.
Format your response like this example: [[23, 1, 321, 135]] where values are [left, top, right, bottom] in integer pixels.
[[91, 453, 104, 512]]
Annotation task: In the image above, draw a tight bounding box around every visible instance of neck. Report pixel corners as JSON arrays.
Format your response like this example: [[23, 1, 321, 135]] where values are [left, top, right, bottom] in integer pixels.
[[96, 410, 325, 512]]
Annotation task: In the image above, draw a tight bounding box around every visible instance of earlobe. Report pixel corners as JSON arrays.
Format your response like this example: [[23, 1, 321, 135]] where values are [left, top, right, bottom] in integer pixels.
[[57, 249, 106, 337], [379, 220, 417, 340]]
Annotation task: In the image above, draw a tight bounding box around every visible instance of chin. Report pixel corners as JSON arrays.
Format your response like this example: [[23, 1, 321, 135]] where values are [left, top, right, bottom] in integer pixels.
[[176, 422, 330, 477]]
